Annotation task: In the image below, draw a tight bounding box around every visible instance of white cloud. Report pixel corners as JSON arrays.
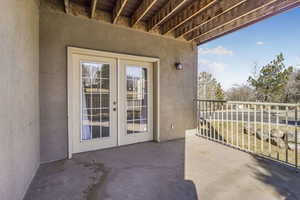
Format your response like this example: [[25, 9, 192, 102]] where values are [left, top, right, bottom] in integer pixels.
[[256, 41, 264, 45], [198, 59, 226, 75], [198, 46, 233, 56]]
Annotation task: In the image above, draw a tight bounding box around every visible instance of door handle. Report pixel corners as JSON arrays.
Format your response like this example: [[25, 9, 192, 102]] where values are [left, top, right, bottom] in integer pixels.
[[113, 108, 117, 111]]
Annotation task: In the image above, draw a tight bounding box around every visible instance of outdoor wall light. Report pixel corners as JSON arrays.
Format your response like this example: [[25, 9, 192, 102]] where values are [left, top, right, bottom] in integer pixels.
[[175, 62, 183, 70]]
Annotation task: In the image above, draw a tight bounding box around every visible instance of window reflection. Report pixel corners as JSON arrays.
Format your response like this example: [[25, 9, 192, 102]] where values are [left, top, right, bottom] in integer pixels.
[[126, 66, 148, 135], [81, 62, 110, 140]]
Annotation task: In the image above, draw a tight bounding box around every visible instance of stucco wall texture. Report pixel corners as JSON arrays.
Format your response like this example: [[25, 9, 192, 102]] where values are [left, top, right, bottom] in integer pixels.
[[40, 4, 197, 163], [0, 0, 40, 200]]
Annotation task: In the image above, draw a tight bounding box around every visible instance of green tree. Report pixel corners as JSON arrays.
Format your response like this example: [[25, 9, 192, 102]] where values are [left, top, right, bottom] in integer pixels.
[[198, 72, 225, 100], [248, 53, 293, 102], [215, 83, 225, 100]]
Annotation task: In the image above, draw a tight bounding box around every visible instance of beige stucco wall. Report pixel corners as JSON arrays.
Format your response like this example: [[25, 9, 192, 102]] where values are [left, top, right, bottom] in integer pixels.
[[0, 0, 40, 200], [40, 2, 197, 162]]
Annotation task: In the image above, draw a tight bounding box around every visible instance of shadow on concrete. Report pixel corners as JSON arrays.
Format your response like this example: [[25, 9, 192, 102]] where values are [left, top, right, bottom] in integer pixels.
[[25, 139, 198, 200], [200, 119, 300, 199], [247, 156, 300, 200]]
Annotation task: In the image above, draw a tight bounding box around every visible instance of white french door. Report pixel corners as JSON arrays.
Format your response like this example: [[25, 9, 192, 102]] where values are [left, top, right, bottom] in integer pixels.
[[69, 50, 154, 155], [118, 60, 153, 146], [71, 54, 118, 154]]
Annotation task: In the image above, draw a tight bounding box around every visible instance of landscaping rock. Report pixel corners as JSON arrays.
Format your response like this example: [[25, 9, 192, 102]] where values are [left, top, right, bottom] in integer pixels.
[[269, 138, 286, 149], [256, 129, 269, 141], [287, 143, 300, 151], [244, 125, 255, 135], [284, 132, 300, 143], [270, 129, 285, 139]]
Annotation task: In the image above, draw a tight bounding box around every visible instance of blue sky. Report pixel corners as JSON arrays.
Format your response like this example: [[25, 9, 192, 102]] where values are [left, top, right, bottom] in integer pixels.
[[198, 6, 300, 91]]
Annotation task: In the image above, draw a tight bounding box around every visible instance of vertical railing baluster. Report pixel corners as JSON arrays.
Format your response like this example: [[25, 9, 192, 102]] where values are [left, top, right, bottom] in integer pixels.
[[205, 101, 208, 138], [242, 104, 245, 150], [254, 105, 257, 153], [199, 101, 201, 135], [285, 106, 289, 163], [276, 105, 279, 160], [226, 103, 229, 145], [221, 103, 224, 143], [236, 104, 239, 148], [261, 105, 264, 153], [295, 106, 298, 168], [248, 104, 251, 151], [217, 102, 220, 141], [231, 104, 234, 146], [212, 102, 216, 140], [209, 101, 212, 140], [268, 106, 271, 156]]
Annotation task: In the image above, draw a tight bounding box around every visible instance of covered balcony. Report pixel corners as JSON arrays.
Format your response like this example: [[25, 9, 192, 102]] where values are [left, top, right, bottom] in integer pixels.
[[1, 0, 300, 200]]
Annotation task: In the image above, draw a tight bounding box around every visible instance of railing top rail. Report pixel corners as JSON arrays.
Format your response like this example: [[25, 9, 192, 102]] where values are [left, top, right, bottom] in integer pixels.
[[194, 99, 300, 107], [194, 99, 227, 103], [228, 101, 300, 107]]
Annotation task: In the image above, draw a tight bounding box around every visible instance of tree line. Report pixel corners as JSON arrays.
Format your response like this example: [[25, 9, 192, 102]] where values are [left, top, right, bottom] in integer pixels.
[[198, 53, 300, 103]]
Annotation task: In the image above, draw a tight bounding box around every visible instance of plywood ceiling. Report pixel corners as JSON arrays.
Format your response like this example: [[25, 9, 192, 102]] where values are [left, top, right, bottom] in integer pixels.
[[60, 0, 300, 45]]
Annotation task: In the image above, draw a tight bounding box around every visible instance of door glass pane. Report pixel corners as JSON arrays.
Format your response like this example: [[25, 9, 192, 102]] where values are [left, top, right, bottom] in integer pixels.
[[126, 66, 148, 134], [81, 62, 110, 140]]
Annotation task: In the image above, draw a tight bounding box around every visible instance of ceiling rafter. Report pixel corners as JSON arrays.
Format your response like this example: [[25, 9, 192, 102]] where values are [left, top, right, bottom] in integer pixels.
[[91, 0, 98, 18], [112, 0, 129, 24], [186, 0, 283, 41], [194, 0, 300, 45], [131, 0, 159, 27], [160, 0, 218, 35], [175, 0, 246, 38], [64, 0, 70, 14], [147, 0, 188, 31]]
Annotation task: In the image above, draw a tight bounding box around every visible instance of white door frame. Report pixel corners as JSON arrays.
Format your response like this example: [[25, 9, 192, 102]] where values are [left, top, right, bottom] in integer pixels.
[[67, 47, 160, 159], [118, 59, 154, 146]]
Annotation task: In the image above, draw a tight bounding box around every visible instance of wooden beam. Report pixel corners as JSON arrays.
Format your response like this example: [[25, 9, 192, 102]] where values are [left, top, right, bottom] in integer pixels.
[[175, 0, 246, 38], [160, 0, 218, 35], [64, 0, 70, 14], [185, 0, 279, 41], [194, 0, 300, 45], [131, 0, 159, 27], [113, 0, 129, 24], [91, 0, 98, 18], [148, 0, 188, 31]]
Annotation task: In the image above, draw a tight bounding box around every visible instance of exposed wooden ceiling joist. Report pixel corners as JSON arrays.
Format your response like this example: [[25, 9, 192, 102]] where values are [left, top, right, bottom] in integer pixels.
[[186, 0, 294, 41], [160, 0, 218, 35], [148, 0, 188, 31], [194, 0, 300, 45], [112, 0, 129, 23], [175, 0, 246, 38], [64, 0, 70, 14], [131, 0, 159, 27], [91, 0, 98, 18]]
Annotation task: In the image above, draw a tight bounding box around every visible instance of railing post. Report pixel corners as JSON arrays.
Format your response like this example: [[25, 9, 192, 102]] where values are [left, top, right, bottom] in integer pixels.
[[286, 106, 289, 163], [254, 105, 257, 153], [268, 106, 271, 156], [236, 104, 239, 148], [217, 102, 220, 141], [231, 104, 234, 146], [276, 105, 279, 160], [248, 104, 251, 151], [295, 106, 298, 168], [226, 103, 229, 145], [242, 104, 245, 149], [261, 105, 264, 153], [221, 102, 224, 143]]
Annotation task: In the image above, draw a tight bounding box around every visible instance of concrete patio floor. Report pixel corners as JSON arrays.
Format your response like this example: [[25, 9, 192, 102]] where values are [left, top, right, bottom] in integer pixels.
[[25, 133, 300, 200]]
